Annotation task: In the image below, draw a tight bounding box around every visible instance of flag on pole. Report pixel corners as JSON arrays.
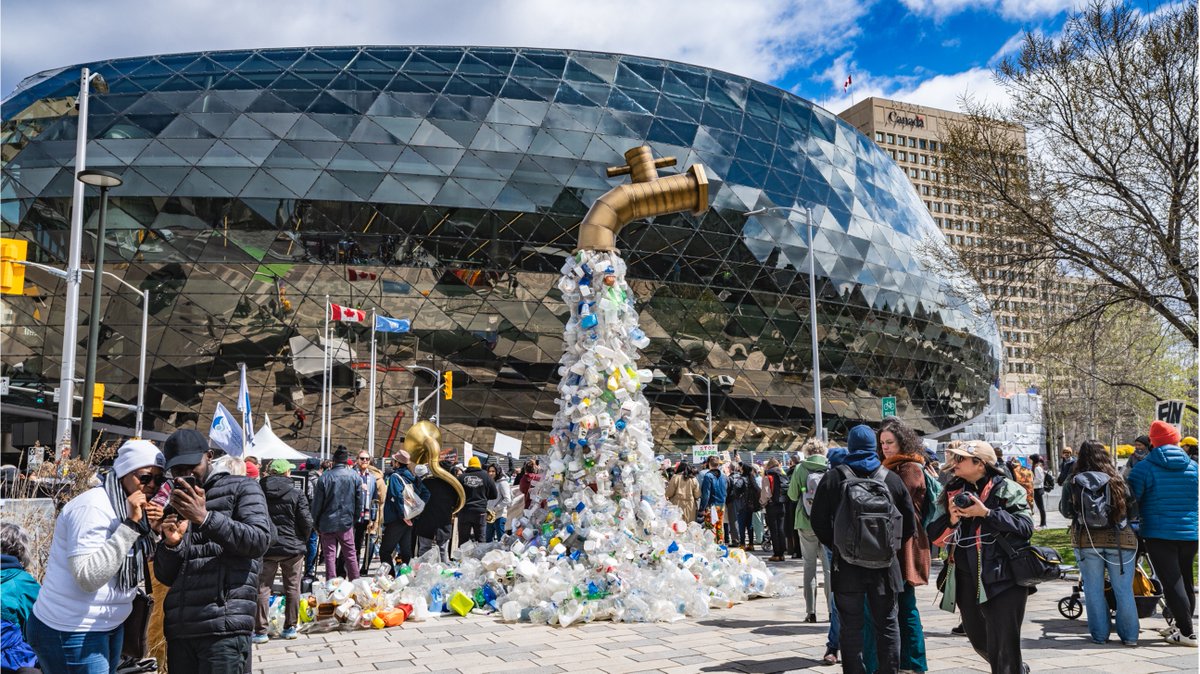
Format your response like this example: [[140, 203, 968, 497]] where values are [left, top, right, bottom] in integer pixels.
[[237, 363, 255, 446], [331, 303, 365, 322], [210, 402, 244, 456], [843, 74, 853, 92], [374, 316, 411, 333], [347, 268, 378, 281]]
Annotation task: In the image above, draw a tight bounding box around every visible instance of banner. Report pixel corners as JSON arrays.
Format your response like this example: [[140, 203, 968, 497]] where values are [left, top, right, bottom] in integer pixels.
[[210, 402, 244, 456], [1156, 399, 1185, 432]]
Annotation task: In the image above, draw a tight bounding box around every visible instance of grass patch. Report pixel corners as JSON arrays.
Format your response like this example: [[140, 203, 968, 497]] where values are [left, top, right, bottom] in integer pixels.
[[1032, 528, 1076, 566]]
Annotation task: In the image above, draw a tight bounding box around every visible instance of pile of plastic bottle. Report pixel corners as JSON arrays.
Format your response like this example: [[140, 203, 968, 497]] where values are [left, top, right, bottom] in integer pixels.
[[301, 249, 779, 630]]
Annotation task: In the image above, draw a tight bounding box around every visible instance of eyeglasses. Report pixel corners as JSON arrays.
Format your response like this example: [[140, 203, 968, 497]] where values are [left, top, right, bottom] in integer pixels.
[[358, 456, 370, 461], [136, 473, 166, 486]]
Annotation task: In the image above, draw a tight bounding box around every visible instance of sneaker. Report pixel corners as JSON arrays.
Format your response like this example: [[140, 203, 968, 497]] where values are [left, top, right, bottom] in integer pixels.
[[1158, 626, 1177, 637], [1164, 631, 1198, 647], [822, 649, 838, 666], [951, 623, 966, 635], [281, 627, 299, 640], [805, 613, 817, 623], [251, 633, 269, 645]]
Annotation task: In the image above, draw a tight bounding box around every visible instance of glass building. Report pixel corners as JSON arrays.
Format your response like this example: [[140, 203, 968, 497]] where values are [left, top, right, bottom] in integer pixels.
[[0, 46, 1000, 457]]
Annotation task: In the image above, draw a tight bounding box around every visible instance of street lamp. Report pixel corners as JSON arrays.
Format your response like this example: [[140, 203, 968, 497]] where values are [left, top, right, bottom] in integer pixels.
[[404, 364, 441, 425], [744, 205, 825, 441], [56, 68, 108, 457], [18, 260, 149, 441], [684, 373, 714, 446], [77, 169, 123, 458]]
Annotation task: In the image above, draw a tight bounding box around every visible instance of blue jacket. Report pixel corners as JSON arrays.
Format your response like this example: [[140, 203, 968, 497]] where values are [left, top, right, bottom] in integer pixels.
[[699, 468, 727, 510], [1129, 444, 1199, 541], [383, 467, 430, 525], [311, 464, 362, 533]]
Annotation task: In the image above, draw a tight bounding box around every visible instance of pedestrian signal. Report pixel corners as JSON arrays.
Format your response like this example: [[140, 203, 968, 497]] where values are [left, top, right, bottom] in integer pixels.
[[443, 371, 453, 400]]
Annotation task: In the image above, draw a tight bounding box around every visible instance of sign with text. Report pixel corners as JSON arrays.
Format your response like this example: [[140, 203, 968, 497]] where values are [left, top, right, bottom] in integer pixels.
[[1156, 399, 1185, 432], [882, 396, 897, 418], [691, 444, 719, 463]]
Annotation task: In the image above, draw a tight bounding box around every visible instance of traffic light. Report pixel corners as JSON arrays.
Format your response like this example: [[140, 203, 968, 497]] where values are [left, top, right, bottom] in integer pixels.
[[0, 238, 28, 295], [92, 383, 105, 418], [34, 384, 45, 405], [442, 371, 453, 400]]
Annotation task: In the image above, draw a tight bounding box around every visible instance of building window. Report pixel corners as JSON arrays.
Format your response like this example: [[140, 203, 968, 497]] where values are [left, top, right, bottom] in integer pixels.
[[931, 171, 938, 181], [900, 151, 908, 161], [922, 185, 931, 195], [910, 168, 918, 178], [920, 155, 928, 165], [887, 133, 895, 144], [897, 135, 905, 145], [922, 170, 930, 180], [909, 137, 916, 148], [875, 132, 884, 142], [919, 138, 927, 150], [890, 150, 897, 160]]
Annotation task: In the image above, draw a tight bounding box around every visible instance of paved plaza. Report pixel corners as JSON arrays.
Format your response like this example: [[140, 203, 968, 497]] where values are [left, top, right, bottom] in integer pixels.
[[254, 540, 1199, 673]]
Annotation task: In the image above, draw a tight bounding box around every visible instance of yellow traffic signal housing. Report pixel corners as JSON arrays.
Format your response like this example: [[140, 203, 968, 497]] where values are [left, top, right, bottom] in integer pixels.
[[92, 383, 105, 418], [0, 238, 28, 295], [443, 371, 453, 400]]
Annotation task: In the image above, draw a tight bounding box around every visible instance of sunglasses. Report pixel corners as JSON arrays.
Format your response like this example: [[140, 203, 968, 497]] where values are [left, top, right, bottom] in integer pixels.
[[135, 473, 166, 486], [358, 456, 371, 461]]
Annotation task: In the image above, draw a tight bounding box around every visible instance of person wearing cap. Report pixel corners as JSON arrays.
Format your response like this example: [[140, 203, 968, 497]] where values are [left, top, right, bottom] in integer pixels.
[[27, 440, 165, 674], [380, 451, 428, 572], [154, 429, 271, 674], [809, 425, 916, 674], [253, 460, 311, 644], [456, 456, 498, 546], [927, 439, 1034, 674], [1180, 436, 1198, 463], [311, 446, 363, 581], [351, 450, 386, 577], [1128, 420, 1199, 647]]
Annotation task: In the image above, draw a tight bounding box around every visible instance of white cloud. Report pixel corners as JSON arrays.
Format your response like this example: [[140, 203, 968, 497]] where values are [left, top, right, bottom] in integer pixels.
[[1, 0, 870, 96], [822, 66, 1008, 115], [898, 0, 1076, 20]]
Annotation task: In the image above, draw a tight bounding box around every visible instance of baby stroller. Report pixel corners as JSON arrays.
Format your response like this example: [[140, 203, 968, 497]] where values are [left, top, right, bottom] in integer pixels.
[[1057, 552, 1171, 625]]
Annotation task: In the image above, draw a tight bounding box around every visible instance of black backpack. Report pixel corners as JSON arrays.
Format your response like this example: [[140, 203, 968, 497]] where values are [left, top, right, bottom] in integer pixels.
[[832, 465, 902, 569], [728, 473, 748, 501], [1067, 471, 1119, 529], [769, 471, 789, 506]]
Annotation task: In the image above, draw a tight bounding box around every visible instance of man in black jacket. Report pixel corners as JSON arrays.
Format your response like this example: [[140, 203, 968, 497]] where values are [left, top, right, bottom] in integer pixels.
[[311, 446, 363, 580], [156, 429, 273, 674], [415, 461, 459, 562], [253, 459, 312, 643], [810, 425, 916, 674], [457, 456, 498, 545]]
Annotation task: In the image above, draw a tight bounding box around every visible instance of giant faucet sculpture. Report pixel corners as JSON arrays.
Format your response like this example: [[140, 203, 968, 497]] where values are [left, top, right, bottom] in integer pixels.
[[404, 419, 465, 514]]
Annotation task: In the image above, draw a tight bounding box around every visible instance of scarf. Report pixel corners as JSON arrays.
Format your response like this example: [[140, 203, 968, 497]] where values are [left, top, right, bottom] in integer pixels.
[[102, 471, 150, 592], [882, 454, 923, 472]]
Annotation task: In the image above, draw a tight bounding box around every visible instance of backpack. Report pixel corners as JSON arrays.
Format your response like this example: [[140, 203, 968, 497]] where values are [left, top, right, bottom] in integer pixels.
[[728, 473, 748, 501], [803, 467, 826, 516], [1069, 471, 1116, 529], [768, 471, 789, 506], [832, 465, 902, 569], [921, 469, 944, 529]]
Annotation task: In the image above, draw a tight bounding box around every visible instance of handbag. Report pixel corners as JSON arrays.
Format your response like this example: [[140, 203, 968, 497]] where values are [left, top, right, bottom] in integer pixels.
[[996, 535, 1062, 587], [121, 549, 155, 659], [401, 475, 426, 520]]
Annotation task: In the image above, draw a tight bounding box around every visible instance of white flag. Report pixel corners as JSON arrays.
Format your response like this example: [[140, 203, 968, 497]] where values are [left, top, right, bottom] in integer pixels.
[[237, 364, 255, 445], [211, 402, 244, 456]]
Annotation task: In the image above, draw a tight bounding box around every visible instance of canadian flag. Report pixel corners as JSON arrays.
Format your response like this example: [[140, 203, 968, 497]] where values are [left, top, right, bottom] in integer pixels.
[[843, 74, 853, 92], [347, 268, 378, 281], [330, 303, 365, 322]]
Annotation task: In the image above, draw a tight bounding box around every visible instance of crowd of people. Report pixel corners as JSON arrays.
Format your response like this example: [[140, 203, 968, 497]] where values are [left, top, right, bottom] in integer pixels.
[[0, 417, 1196, 674]]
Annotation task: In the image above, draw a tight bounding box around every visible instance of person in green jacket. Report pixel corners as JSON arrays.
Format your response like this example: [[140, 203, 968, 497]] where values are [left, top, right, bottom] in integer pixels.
[[1, 522, 41, 635], [787, 438, 831, 623]]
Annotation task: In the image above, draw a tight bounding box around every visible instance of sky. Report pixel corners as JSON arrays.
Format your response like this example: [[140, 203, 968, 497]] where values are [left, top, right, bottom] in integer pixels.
[[0, 0, 1177, 116]]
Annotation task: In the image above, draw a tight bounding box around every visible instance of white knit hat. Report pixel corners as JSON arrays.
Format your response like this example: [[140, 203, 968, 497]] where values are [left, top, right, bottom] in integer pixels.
[[113, 439, 165, 478]]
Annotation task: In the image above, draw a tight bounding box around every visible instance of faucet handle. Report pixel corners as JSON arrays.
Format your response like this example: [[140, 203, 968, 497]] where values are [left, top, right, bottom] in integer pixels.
[[606, 156, 677, 178]]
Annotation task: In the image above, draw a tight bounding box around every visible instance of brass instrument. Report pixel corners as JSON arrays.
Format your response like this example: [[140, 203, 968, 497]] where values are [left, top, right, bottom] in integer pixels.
[[403, 420, 466, 514], [575, 145, 709, 252]]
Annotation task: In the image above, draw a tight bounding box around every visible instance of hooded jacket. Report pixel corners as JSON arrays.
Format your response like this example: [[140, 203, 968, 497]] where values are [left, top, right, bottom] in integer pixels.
[[260, 474, 313, 558], [699, 467, 727, 510], [787, 454, 830, 532], [1128, 444, 1199, 541], [1, 554, 39, 633], [154, 458, 273, 639], [311, 463, 362, 533], [383, 466, 430, 525], [457, 467, 498, 516], [666, 473, 700, 523]]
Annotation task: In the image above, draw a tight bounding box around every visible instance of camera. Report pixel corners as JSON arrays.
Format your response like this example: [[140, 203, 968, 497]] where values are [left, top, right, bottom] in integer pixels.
[[953, 491, 976, 509]]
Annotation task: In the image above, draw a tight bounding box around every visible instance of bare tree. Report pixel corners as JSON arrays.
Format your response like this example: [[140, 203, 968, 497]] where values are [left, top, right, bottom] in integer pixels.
[[942, 0, 1198, 346]]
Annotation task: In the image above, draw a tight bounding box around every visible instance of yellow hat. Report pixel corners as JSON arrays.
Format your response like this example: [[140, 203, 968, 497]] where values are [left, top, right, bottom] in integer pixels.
[[468, 456, 482, 468], [1181, 436, 1198, 447]]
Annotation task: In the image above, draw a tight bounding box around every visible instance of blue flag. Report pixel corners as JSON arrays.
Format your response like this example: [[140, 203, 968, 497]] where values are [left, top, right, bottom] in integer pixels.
[[375, 316, 411, 333]]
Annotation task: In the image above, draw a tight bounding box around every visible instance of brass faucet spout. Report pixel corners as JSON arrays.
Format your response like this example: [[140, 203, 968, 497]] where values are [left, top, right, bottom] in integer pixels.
[[576, 146, 709, 252]]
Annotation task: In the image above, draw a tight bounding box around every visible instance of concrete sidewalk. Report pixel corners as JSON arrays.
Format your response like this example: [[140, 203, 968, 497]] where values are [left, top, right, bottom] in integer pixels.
[[253, 546, 1197, 674]]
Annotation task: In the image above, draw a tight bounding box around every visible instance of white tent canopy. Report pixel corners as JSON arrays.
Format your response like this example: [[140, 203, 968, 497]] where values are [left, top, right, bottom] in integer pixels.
[[248, 415, 311, 461]]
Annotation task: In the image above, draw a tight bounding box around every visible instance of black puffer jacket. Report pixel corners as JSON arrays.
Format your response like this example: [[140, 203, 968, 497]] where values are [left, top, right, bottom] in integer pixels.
[[155, 468, 272, 639], [261, 474, 313, 558]]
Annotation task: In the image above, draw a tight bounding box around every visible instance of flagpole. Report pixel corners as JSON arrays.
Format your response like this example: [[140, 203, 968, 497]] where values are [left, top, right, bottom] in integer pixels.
[[368, 310, 377, 459], [321, 296, 330, 460]]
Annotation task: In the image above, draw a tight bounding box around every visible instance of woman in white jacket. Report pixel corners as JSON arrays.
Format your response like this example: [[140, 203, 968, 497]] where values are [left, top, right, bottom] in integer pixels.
[[486, 464, 514, 542], [28, 440, 165, 674]]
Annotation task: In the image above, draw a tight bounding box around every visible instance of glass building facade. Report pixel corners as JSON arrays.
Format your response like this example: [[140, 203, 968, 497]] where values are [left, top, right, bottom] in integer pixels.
[[0, 46, 1000, 456]]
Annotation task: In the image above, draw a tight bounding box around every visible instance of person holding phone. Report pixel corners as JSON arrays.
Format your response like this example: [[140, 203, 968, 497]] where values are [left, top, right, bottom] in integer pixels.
[[27, 440, 165, 674], [154, 429, 271, 674]]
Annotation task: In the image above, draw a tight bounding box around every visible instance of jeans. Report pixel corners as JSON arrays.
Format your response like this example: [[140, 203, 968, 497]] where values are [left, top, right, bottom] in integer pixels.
[[320, 528, 359, 580], [724, 502, 740, 546], [167, 634, 251, 674], [834, 588, 899, 674], [27, 613, 123, 674], [486, 516, 507, 542], [1075, 546, 1139, 644], [1032, 489, 1047, 527], [379, 519, 415, 571], [752, 510, 765, 545], [1144, 537, 1198, 639], [826, 547, 840, 653], [798, 529, 830, 617], [735, 508, 754, 547], [304, 530, 318, 576], [256, 554, 303, 634], [863, 583, 926, 672]]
